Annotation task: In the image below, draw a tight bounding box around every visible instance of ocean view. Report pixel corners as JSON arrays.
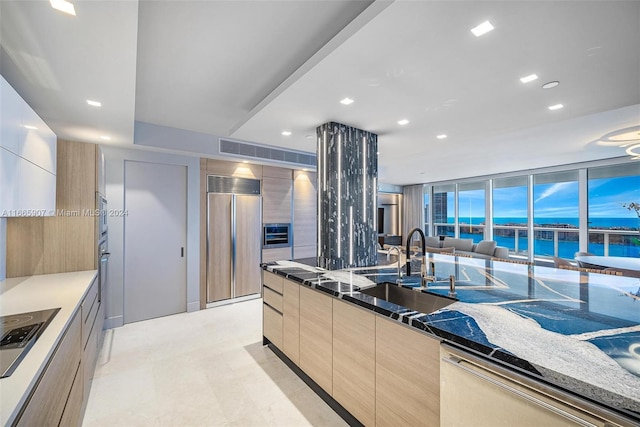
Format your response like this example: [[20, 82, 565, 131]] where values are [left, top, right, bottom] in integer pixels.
[[435, 217, 640, 258], [454, 217, 639, 229]]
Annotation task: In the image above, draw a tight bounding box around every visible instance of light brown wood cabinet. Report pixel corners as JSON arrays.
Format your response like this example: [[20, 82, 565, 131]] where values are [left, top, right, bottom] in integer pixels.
[[58, 364, 84, 427], [262, 272, 300, 365], [293, 170, 317, 259], [262, 276, 443, 426], [262, 166, 292, 224], [262, 271, 284, 349], [332, 299, 376, 426], [6, 140, 104, 277], [262, 247, 293, 263], [262, 167, 293, 262], [16, 277, 104, 427], [81, 276, 103, 416], [263, 304, 283, 349], [16, 312, 82, 427], [299, 286, 333, 394], [282, 278, 300, 365], [263, 270, 284, 293], [375, 316, 440, 427]]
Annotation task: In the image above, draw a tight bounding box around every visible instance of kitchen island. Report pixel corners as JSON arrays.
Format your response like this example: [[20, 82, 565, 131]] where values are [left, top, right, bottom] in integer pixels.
[[261, 254, 640, 426]]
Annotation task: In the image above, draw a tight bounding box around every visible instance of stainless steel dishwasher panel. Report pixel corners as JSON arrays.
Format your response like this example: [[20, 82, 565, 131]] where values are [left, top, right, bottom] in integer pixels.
[[440, 344, 625, 427]]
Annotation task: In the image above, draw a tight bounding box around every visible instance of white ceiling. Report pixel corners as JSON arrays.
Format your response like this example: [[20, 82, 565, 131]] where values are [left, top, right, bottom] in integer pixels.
[[1, 0, 639, 186]]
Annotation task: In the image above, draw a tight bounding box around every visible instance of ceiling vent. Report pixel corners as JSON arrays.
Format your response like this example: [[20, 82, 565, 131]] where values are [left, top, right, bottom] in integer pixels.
[[219, 138, 316, 167]]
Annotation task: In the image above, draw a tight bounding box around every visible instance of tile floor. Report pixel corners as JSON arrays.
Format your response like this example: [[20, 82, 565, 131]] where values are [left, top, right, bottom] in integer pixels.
[[83, 298, 347, 426]]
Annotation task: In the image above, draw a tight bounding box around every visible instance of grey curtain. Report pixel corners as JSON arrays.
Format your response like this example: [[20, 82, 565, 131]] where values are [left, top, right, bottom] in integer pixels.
[[402, 184, 424, 246]]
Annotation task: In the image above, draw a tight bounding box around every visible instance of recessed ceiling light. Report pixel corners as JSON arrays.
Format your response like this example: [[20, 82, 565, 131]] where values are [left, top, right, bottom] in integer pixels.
[[340, 98, 354, 105], [471, 20, 494, 37], [436, 134, 448, 139], [87, 99, 101, 107], [397, 119, 409, 126], [376, 151, 380, 155], [520, 74, 538, 83], [542, 81, 559, 89], [305, 134, 313, 139], [548, 103, 564, 111], [100, 135, 111, 140], [302, 168, 309, 172], [242, 160, 249, 164], [281, 131, 292, 136], [50, 0, 76, 16], [23, 125, 38, 130]]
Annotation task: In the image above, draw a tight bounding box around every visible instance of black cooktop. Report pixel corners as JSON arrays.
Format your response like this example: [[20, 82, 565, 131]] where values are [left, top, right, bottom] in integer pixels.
[[0, 308, 60, 378]]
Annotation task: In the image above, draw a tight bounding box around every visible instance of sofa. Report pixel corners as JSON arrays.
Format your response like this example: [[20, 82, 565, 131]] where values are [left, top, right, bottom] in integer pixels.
[[422, 236, 509, 260]]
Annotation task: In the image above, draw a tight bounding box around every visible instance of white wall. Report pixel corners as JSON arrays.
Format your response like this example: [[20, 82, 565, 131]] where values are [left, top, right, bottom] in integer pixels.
[[102, 146, 200, 328], [0, 218, 6, 281]]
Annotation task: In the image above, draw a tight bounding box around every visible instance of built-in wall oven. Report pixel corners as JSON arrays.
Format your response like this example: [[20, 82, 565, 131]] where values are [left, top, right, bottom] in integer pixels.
[[262, 223, 291, 249], [97, 193, 109, 304], [98, 239, 109, 304], [97, 194, 108, 239]]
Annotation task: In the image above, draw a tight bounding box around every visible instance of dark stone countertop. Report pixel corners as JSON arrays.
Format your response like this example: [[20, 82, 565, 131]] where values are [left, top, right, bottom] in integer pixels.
[[261, 254, 640, 423]]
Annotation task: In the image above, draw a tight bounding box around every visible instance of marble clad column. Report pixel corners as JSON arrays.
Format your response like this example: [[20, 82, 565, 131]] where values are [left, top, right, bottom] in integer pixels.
[[316, 122, 378, 270]]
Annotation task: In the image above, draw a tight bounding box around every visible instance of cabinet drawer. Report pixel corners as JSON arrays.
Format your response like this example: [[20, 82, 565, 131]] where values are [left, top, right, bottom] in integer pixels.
[[263, 271, 283, 294], [59, 362, 83, 427], [263, 303, 283, 349], [263, 286, 283, 313], [282, 279, 300, 365], [83, 312, 100, 403], [81, 278, 99, 348], [17, 312, 82, 427]]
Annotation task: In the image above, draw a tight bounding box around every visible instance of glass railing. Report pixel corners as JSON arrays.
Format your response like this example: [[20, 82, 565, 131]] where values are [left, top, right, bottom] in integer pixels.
[[429, 223, 640, 259], [588, 229, 640, 257], [493, 225, 530, 255], [434, 224, 455, 237], [458, 224, 485, 244]]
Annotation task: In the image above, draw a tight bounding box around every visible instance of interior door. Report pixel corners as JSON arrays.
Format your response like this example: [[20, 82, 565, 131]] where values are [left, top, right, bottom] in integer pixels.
[[207, 193, 232, 302], [124, 161, 187, 323], [235, 195, 261, 297]]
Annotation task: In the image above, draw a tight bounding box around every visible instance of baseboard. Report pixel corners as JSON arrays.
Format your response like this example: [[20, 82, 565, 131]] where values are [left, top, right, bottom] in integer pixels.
[[265, 341, 363, 427], [205, 293, 261, 309], [104, 315, 123, 329]]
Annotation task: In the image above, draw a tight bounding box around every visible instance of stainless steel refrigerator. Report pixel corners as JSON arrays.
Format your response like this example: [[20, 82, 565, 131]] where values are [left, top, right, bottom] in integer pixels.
[[206, 175, 262, 304]]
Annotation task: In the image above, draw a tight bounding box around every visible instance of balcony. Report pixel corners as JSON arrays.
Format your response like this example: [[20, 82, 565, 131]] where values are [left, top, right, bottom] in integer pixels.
[[428, 222, 639, 259]]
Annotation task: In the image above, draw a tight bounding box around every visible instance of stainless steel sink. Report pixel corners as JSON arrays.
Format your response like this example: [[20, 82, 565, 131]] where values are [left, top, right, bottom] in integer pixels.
[[360, 283, 455, 313]]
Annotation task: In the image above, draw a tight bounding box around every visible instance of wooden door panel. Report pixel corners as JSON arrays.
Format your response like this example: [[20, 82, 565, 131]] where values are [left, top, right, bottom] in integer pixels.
[[207, 193, 232, 302], [235, 195, 261, 297]]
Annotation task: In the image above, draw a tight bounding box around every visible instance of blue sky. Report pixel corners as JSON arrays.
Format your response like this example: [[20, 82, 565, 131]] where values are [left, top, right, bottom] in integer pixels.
[[427, 175, 640, 219], [588, 176, 640, 218]]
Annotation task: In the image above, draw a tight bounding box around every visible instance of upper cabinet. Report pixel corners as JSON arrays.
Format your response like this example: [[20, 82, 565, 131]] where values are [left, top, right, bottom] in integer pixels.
[[0, 75, 57, 216], [262, 166, 293, 224], [293, 170, 317, 259], [6, 140, 101, 277]]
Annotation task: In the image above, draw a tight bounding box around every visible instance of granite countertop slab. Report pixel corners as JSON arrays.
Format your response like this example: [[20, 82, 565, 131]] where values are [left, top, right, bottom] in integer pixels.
[[261, 255, 640, 422]]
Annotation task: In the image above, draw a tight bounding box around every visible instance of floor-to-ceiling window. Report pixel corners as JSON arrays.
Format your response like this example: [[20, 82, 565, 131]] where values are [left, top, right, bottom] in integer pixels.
[[432, 184, 455, 237], [458, 182, 485, 243], [588, 164, 640, 257], [493, 176, 529, 255], [423, 185, 430, 235], [533, 171, 580, 258], [423, 159, 638, 260]]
